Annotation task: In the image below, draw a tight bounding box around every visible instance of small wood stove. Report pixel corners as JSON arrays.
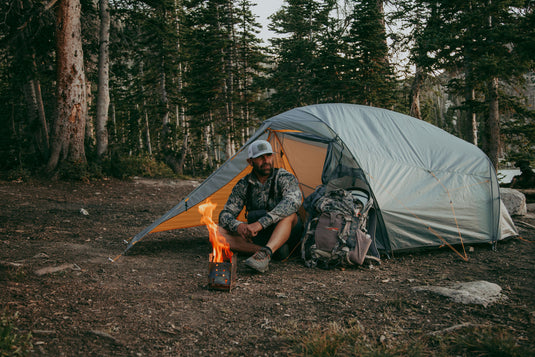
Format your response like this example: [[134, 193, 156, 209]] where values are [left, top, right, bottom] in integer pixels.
[[208, 254, 237, 291]]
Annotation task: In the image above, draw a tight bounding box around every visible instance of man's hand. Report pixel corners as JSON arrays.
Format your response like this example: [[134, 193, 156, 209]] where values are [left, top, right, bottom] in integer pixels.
[[236, 223, 251, 241], [247, 221, 263, 237], [237, 222, 263, 242]]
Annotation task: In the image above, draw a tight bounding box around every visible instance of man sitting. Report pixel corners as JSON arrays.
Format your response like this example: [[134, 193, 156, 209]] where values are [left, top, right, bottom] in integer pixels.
[[218, 140, 303, 273]]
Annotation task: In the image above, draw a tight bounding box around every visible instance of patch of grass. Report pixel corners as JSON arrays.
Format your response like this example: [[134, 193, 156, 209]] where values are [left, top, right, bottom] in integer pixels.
[[439, 325, 532, 357], [290, 322, 423, 357], [289, 323, 531, 357], [296, 322, 355, 356], [0, 310, 32, 356]]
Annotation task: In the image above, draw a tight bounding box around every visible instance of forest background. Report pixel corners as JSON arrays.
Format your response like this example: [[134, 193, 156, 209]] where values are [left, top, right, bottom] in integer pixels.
[[1, 0, 534, 181]]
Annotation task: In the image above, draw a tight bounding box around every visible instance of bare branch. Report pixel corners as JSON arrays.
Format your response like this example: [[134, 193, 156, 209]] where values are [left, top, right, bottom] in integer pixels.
[[17, 0, 59, 31]]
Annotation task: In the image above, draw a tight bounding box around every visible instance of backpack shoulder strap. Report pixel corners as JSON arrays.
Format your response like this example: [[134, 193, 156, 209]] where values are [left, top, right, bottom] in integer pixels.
[[269, 168, 280, 202]]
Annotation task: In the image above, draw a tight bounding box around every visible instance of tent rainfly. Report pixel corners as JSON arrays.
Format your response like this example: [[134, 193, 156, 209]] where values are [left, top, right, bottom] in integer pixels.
[[113, 103, 517, 261]]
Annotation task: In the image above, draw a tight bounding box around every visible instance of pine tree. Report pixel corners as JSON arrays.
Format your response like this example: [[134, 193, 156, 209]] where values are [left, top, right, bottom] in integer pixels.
[[234, 0, 268, 141], [0, 0, 56, 170], [182, 0, 229, 172], [342, 0, 397, 107], [268, 0, 332, 112], [416, 0, 534, 169]]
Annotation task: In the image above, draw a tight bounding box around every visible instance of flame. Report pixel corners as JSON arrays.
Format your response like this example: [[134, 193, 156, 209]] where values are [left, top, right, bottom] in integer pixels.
[[198, 200, 233, 263]]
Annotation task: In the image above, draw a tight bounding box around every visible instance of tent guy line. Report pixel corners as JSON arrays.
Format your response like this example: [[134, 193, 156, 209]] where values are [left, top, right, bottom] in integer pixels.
[[365, 170, 468, 261]]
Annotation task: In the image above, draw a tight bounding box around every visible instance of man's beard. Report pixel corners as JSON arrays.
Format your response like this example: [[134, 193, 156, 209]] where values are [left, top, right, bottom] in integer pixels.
[[253, 162, 273, 177]]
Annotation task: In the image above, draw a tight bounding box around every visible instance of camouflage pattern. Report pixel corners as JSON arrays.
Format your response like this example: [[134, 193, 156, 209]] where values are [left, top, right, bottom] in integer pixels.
[[315, 189, 362, 217], [301, 188, 374, 269], [219, 168, 302, 233]]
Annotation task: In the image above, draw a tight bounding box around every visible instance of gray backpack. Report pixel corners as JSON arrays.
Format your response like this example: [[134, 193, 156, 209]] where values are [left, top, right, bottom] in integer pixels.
[[301, 185, 374, 269]]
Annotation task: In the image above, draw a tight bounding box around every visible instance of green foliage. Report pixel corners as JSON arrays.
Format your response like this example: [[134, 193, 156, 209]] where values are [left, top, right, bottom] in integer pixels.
[[500, 89, 535, 163], [4, 167, 33, 182], [268, 0, 399, 112], [54, 161, 95, 181], [0, 0, 532, 176], [343, 0, 398, 107], [51, 155, 175, 181], [0, 311, 32, 357], [104, 155, 176, 179]]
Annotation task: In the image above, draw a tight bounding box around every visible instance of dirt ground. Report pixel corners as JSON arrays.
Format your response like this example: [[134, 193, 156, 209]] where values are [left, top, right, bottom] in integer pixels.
[[0, 178, 534, 356]]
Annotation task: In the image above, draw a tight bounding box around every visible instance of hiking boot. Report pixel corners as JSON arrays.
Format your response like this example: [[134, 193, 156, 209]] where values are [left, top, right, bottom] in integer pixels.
[[244, 247, 271, 273]]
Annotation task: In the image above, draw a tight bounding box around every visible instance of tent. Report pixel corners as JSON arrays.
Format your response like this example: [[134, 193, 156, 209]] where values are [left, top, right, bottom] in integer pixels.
[[115, 103, 517, 261]]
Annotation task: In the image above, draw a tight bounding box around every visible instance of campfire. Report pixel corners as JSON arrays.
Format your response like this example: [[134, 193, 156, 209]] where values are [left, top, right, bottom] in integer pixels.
[[198, 201, 236, 291]]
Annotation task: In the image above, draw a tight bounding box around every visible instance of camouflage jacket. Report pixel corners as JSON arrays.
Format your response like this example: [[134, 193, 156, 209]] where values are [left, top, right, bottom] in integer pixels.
[[218, 168, 302, 233]]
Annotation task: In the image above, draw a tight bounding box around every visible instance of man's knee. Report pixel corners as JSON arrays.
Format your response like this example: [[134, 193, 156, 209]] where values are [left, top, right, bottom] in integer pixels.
[[279, 212, 298, 226], [275, 213, 301, 241], [217, 226, 241, 246], [218, 226, 232, 235]]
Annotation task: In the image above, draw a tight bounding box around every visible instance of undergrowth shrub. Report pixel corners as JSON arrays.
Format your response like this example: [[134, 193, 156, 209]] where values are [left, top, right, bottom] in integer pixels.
[[441, 325, 532, 357], [4, 167, 32, 182], [51, 155, 177, 181], [104, 155, 176, 179], [0, 311, 32, 356]]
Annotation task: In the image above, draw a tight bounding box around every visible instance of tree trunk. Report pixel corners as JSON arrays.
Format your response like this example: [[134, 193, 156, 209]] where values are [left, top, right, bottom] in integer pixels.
[[409, 65, 422, 119], [144, 110, 152, 156], [160, 60, 170, 139], [85, 81, 94, 145], [177, 104, 189, 175], [464, 86, 478, 145], [32, 78, 49, 154], [136, 105, 143, 151], [204, 113, 214, 169], [487, 77, 500, 170], [23, 80, 47, 159], [174, 0, 188, 175], [111, 102, 117, 139], [96, 0, 110, 158], [463, 55, 478, 145], [23, 50, 49, 160], [376, 0, 388, 66], [47, 0, 87, 172], [11, 102, 23, 167], [224, 0, 235, 159], [30, 50, 50, 157], [159, 55, 181, 173]]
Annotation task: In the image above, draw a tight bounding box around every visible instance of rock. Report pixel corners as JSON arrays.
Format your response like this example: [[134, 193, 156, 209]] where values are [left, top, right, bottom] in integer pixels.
[[32, 330, 57, 336], [500, 188, 527, 216], [33, 253, 49, 259], [0, 260, 23, 268], [34, 263, 79, 276], [412, 280, 506, 307]]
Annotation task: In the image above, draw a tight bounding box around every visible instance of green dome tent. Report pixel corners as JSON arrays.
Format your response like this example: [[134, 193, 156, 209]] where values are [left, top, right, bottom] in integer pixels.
[[113, 103, 517, 261]]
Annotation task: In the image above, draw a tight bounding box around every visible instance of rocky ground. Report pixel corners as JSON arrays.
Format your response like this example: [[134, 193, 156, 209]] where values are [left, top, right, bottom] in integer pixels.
[[0, 178, 534, 356]]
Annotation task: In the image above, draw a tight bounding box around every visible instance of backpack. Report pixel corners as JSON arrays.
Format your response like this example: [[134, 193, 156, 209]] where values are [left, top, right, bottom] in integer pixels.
[[301, 184, 374, 269]]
